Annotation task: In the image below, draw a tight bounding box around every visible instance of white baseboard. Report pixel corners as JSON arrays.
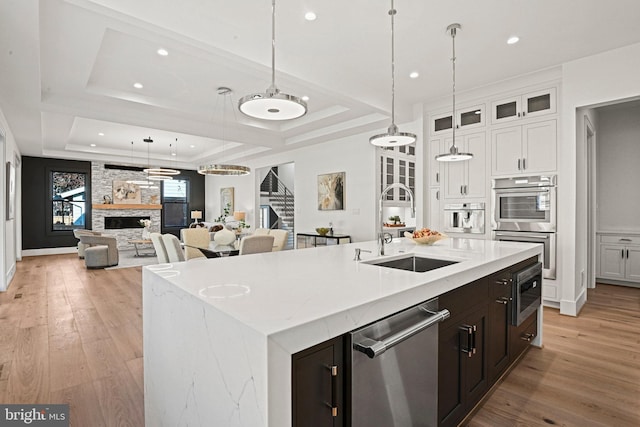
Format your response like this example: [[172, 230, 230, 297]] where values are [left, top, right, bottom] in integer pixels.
[[559, 288, 587, 317], [22, 247, 78, 257]]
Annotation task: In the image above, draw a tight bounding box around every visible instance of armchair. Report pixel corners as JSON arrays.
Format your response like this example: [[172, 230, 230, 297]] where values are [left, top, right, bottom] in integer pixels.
[[73, 229, 102, 259], [78, 234, 119, 268]]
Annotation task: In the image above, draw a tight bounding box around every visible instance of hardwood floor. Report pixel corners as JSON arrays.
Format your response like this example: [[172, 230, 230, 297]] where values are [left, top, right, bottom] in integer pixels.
[[468, 284, 640, 427], [1, 254, 639, 426], [0, 254, 144, 427]]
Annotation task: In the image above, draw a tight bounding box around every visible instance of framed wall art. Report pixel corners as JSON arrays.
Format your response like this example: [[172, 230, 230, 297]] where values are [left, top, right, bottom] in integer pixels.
[[220, 187, 234, 215], [112, 180, 142, 204], [318, 171, 345, 211]]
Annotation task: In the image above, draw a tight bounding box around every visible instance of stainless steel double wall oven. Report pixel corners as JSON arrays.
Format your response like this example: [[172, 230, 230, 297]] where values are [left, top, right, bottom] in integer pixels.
[[492, 175, 556, 279]]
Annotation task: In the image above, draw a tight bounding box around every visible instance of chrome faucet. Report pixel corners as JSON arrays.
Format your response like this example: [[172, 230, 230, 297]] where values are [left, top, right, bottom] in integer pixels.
[[378, 183, 416, 256]]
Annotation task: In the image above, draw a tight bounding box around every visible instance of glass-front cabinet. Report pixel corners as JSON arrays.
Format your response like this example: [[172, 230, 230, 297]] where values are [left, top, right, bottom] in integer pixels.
[[491, 88, 556, 124], [379, 145, 416, 205], [430, 104, 485, 136]]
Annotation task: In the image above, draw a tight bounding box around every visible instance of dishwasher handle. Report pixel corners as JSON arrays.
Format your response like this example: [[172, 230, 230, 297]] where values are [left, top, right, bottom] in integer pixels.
[[353, 308, 450, 359]]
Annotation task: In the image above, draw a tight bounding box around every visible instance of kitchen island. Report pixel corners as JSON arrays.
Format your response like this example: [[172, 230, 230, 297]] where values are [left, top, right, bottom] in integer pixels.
[[143, 237, 542, 427]]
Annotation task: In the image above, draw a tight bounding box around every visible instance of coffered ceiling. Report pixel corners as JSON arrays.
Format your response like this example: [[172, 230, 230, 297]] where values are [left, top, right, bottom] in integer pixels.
[[1, 0, 640, 169]]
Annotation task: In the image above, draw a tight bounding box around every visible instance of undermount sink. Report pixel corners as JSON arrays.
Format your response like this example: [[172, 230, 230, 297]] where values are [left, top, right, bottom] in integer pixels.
[[365, 255, 459, 273]]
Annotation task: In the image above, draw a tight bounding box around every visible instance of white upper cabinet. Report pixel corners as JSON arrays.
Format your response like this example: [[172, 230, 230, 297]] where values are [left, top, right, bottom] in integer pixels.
[[491, 120, 557, 176], [491, 88, 556, 124], [430, 104, 485, 136], [443, 132, 486, 199]]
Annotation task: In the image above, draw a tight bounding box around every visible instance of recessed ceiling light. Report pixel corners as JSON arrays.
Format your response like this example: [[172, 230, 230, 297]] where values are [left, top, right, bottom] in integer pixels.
[[305, 12, 317, 21], [171, 153, 176, 156], [98, 132, 104, 136], [189, 144, 196, 149], [90, 143, 96, 147], [302, 95, 309, 101], [409, 71, 419, 79], [157, 48, 169, 56], [507, 36, 520, 45], [133, 82, 144, 89]]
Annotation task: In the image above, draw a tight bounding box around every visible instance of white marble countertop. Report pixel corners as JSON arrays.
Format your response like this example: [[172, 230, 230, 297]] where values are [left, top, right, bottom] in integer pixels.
[[143, 237, 542, 427], [145, 237, 541, 354]]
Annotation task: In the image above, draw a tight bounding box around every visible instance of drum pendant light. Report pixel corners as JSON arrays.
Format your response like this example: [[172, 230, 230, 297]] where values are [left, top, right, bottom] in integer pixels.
[[369, 0, 416, 147], [436, 23, 473, 162], [238, 0, 307, 121]]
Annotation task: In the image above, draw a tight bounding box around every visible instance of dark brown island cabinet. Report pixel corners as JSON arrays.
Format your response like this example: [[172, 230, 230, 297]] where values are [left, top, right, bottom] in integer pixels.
[[291, 257, 539, 427], [292, 336, 344, 427]]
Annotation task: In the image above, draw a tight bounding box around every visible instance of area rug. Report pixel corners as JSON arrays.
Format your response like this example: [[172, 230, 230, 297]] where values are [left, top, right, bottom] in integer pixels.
[[105, 249, 159, 270]]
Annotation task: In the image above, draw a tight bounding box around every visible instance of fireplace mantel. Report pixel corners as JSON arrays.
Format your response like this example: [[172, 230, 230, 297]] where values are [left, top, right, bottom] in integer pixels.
[[92, 204, 162, 210]]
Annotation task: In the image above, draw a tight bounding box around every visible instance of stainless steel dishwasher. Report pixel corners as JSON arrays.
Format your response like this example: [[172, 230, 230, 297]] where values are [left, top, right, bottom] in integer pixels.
[[349, 298, 450, 427]]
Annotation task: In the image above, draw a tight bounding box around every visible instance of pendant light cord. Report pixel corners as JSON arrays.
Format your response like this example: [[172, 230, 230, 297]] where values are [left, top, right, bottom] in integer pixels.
[[269, 0, 277, 93], [451, 26, 457, 149], [390, 0, 397, 127]]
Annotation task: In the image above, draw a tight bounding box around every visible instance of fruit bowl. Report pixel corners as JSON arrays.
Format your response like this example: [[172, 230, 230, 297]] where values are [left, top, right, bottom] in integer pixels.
[[316, 227, 330, 236], [404, 229, 447, 245]]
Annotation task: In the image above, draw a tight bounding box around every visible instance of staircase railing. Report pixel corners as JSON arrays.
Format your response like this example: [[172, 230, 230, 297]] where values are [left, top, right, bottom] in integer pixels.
[[260, 169, 294, 228]]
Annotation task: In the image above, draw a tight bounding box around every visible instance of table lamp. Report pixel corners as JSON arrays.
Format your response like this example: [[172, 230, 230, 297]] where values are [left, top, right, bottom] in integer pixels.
[[191, 210, 202, 224], [233, 211, 246, 221]]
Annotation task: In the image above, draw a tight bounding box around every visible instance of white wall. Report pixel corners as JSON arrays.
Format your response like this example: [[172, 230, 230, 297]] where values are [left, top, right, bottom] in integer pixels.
[[561, 41, 640, 315], [1, 107, 22, 291], [596, 104, 640, 231], [205, 119, 423, 244]]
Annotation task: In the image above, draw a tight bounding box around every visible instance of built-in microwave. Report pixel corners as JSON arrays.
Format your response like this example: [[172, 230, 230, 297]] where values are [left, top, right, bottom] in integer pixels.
[[512, 262, 542, 326], [491, 175, 556, 232]]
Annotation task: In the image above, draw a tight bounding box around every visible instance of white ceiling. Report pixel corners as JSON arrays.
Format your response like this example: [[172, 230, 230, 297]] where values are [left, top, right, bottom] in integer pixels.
[[1, 0, 640, 169]]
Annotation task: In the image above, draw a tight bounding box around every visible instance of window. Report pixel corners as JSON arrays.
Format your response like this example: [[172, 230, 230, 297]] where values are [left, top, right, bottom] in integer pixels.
[[51, 171, 87, 231], [162, 179, 189, 228]]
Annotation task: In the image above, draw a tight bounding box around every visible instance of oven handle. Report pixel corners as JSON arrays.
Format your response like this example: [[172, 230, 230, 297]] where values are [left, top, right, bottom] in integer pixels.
[[493, 187, 550, 194], [495, 232, 550, 239], [353, 308, 450, 359]]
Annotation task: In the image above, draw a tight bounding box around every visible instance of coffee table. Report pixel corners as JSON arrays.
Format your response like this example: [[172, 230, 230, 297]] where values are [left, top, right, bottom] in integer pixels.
[[128, 239, 156, 257]]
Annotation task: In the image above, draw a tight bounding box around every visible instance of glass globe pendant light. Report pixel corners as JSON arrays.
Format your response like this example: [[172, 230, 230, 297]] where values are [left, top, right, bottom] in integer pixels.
[[238, 0, 307, 121], [436, 23, 473, 162], [369, 0, 416, 147]]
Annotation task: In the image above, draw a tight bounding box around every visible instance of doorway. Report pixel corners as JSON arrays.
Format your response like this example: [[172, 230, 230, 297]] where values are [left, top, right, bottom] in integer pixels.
[[585, 98, 640, 290], [585, 116, 596, 289], [257, 162, 295, 249]]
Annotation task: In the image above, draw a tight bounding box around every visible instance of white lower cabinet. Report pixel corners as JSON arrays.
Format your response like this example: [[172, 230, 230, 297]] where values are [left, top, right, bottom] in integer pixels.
[[597, 234, 640, 283], [443, 132, 486, 199]]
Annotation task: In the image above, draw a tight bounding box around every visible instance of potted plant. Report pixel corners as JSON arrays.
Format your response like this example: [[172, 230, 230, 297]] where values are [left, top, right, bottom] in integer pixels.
[[388, 215, 401, 225]]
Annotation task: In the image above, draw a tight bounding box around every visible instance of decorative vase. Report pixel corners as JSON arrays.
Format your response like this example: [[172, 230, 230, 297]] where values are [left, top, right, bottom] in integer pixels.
[[214, 227, 236, 246], [142, 227, 151, 240]]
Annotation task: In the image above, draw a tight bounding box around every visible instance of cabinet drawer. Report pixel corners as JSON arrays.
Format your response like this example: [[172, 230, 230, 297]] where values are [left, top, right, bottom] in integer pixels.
[[510, 311, 537, 359], [600, 235, 640, 245], [440, 278, 489, 321]]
